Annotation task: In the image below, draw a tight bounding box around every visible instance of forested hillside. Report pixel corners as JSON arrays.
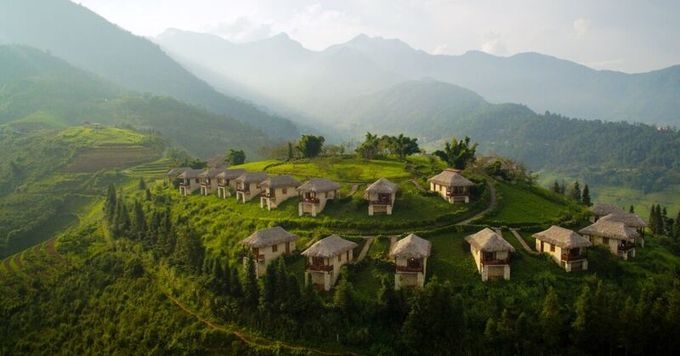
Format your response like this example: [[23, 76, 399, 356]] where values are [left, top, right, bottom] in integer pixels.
[[0, 45, 271, 157], [0, 0, 299, 139], [340, 80, 680, 200]]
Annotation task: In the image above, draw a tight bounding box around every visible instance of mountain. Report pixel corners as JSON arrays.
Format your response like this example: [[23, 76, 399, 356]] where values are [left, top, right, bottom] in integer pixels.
[[0, 0, 299, 139], [0, 45, 270, 157], [341, 79, 680, 194], [156, 31, 680, 127], [155, 29, 404, 119]]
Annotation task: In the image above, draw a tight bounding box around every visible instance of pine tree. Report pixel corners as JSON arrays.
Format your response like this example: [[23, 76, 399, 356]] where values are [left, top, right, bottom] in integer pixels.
[[540, 288, 562, 348], [112, 199, 130, 237], [656, 204, 664, 234], [650, 206, 659, 235], [172, 228, 205, 274], [552, 181, 561, 194], [582, 184, 592, 206], [131, 200, 147, 241], [571, 181, 582, 201], [230, 266, 243, 297], [104, 184, 117, 223], [138, 177, 146, 190], [629, 205, 635, 213], [242, 257, 259, 307], [572, 285, 592, 349]]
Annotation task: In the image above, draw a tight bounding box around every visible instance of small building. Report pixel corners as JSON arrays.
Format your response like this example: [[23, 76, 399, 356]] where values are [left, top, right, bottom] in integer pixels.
[[166, 167, 189, 186], [301, 235, 357, 291], [428, 168, 474, 204], [389, 234, 431, 289], [297, 178, 341, 217], [177, 168, 203, 196], [590, 203, 625, 222], [241, 226, 298, 277], [259, 175, 301, 210], [198, 168, 221, 196], [364, 178, 398, 216], [234, 172, 268, 203], [579, 217, 639, 260], [533, 225, 592, 272], [600, 212, 647, 247], [465, 228, 515, 281], [216, 169, 246, 198]]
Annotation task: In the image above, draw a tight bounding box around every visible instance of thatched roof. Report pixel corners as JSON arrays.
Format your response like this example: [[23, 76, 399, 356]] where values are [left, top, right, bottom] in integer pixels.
[[600, 212, 647, 228], [364, 178, 398, 197], [166, 167, 190, 177], [241, 226, 297, 248], [579, 219, 639, 241], [301, 235, 358, 258], [177, 168, 204, 179], [428, 168, 474, 187], [259, 175, 300, 189], [591, 203, 625, 217], [199, 167, 221, 178], [533, 225, 592, 249], [235, 172, 268, 184], [216, 169, 246, 180], [389, 234, 431, 259], [297, 178, 341, 193], [465, 228, 515, 252]]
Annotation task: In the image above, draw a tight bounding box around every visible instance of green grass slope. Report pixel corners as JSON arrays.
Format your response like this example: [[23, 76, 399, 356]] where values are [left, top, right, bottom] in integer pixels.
[[0, 45, 272, 157], [0, 125, 162, 258]]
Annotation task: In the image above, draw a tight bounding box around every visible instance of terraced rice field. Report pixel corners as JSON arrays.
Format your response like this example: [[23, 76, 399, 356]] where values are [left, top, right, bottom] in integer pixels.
[[63, 146, 160, 172]]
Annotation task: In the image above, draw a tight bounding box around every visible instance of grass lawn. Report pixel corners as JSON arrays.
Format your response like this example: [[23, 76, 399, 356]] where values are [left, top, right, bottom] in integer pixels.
[[265, 158, 412, 182], [57, 126, 148, 146], [488, 182, 571, 225], [426, 232, 481, 286]]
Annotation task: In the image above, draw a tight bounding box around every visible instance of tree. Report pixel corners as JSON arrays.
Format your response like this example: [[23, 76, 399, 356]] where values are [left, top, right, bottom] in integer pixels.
[[552, 181, 561, 194], [433, 136, 478, 169], [172, 228, 205, 274], [355, 132, 380, 159], [570, 181, 582, 202], [138, 177, 146, 190], [130, 200, 147, 241], [104, 184, 117, 224], [296, 135, 325, 158], [582, 184, 592, 206], [226, 149, 246, 165], [287, 142, 294, 160], [540, 288, 562, 348], [242, 257, 260, 307], [390, 134, 420, 159]]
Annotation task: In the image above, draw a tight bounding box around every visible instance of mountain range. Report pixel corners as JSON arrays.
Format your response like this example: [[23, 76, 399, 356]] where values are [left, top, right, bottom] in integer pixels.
[[155, 29, 680, 128], [0, 0, 299, 140]]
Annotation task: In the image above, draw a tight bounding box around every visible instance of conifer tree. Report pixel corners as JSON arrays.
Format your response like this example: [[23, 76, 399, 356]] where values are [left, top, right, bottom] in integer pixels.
[[650, 205, 659, 235], [571, 181, 582, 201], [552, 181, 561, 194], [572, 285, 592, 349], [582, 184, 592, 206], [104, 184, 117, 223], [242, 257, 259, 306], [112, 199, 130, 237], [172, 228, 205, 274], [230, 267, 243, 297], [138, 177, 146, 190], [630, 205, 635, 213], [131, 200, 147, 241], [540, 288, 562, 348]]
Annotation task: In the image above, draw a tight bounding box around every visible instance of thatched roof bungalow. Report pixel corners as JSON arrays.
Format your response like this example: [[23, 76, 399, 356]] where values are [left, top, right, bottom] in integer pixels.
[[533, 226, 591, 272], [302, 235, 357, 291], [465, 228, 514, 281], [428, 168, 474, 204], [297, 178, 340, 217], [389, 234, 431, 289], [241, 226, 298, 277], [364, 178, 398, 215]]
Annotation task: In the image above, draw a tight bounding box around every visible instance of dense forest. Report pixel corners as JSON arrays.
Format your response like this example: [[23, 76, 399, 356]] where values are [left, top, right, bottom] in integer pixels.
[[2, 165, 679, 354]]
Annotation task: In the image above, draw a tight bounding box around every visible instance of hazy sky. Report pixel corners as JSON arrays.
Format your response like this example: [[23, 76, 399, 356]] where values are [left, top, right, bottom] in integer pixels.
[[73, 0, 680, 73]]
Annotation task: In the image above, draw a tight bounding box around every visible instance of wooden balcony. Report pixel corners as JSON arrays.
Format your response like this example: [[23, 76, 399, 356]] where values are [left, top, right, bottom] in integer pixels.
[[236, 187, 249, 193], [262, 192, 275, 198], [561, 253, 586, 262], [445, 191, 468, 197], [301, 197, 320, 204], [307, 264, 333, 272], [481, 258, 509, 266], [369, 199, 392, 206], [396, 265, 423, 273]]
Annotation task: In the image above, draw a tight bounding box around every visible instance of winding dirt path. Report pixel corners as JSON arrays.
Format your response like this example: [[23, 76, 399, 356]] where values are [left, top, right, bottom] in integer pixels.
[[457, 181, 497, 225], [354, 237, 375, 263], [509, 228, 539, 254], [162, 291, 348, 355]]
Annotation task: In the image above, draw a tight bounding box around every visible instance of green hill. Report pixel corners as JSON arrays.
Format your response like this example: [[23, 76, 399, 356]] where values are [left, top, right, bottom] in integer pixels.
[[0, 125, 163, 258], [2, 156, 679, 354], [0, 45, 273, 157], [0, 0, 299, 140]]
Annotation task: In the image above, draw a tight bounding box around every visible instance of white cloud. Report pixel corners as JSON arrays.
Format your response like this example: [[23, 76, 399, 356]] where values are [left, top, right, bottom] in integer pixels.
[[480, 32, 507, 55], [573, 17, 590, 38], [208, 17, 274, 42], [431, 43, 449, 55]]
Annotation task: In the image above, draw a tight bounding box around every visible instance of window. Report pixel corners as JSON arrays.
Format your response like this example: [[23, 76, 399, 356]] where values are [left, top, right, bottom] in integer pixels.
[[550, 244, 555, 252], [338, 254, 342, 262], [603, 237, 609, 245], [282, 188, 287, 194], [272, 244, 278, 253]]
